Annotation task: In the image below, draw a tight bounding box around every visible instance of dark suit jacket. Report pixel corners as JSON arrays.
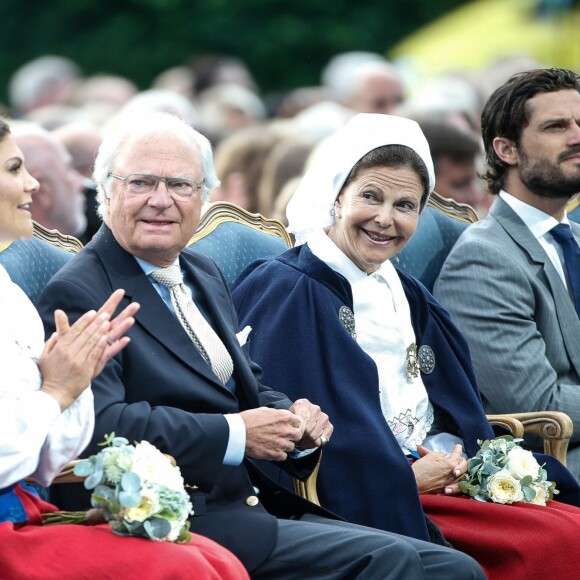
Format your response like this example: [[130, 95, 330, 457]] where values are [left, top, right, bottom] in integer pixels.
[[36, 225, 327, 572]]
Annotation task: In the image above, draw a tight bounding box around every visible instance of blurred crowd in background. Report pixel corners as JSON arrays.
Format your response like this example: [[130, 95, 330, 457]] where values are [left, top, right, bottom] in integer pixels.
[[0, 45, 576, 244]]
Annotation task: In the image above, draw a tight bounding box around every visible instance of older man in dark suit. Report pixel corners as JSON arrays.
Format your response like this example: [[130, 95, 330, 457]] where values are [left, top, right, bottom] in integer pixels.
[[37, 111, 483, 579]]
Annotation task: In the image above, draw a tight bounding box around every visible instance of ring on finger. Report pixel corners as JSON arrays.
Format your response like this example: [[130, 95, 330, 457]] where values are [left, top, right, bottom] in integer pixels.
[[319, 433, 329, 446]]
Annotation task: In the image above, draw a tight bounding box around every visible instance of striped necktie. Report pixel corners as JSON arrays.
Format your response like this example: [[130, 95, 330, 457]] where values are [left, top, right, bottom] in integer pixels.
[[151, 265, 234, 384], [550, 223, 580, 318]]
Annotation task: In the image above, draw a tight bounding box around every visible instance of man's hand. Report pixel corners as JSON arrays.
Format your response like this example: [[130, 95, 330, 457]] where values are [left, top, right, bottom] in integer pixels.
[[289, 398, 333, 450], [240, 407, 305, 461], [411, 444, 467, 495]]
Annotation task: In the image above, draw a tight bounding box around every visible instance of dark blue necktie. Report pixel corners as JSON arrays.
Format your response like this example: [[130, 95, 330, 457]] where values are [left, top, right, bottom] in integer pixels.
[[550, 223, 580, 317]]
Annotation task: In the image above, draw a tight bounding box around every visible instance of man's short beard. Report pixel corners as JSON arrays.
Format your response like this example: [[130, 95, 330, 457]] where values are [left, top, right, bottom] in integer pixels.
[[519, 151, 580, 200]]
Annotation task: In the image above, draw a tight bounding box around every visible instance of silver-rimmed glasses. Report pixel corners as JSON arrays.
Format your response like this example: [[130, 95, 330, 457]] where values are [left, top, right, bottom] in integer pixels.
[[108, 173, 203, 198]]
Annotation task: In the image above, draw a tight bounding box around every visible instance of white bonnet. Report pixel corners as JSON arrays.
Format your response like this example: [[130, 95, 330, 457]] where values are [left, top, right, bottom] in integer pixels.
[[286, 113, 435, 245]]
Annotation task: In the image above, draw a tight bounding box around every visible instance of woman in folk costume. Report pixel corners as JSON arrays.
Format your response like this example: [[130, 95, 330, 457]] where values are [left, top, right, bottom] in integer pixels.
[[232, 113, 580, 579], [0, 116, 248, 580]]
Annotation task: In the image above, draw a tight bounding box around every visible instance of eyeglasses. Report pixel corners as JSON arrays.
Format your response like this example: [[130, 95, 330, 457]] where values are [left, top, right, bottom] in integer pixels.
[[108, 173, 203, 198]]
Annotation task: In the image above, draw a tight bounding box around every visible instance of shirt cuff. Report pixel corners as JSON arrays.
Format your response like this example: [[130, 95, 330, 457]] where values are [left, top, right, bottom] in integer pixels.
[[223, 414, 246, 466]]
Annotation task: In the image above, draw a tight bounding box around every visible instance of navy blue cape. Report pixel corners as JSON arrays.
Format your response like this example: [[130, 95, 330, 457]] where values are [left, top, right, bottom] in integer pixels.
[[232, 244, 496, 540]]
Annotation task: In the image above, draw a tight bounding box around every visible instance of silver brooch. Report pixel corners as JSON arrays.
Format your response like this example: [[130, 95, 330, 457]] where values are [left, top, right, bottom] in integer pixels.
[[418, 345, 436, 374], [406, 344, 420, 381], [338, 306, 356, 340], [406, 344, 436, 381]]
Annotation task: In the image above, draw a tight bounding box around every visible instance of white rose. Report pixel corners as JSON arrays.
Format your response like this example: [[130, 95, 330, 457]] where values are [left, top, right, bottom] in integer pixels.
[[132, 441, 185, 490], [506, 446, 540, 480], [124, 490, 160, 523], [529, 483, 548, 506], [487, 470, 524, 504]]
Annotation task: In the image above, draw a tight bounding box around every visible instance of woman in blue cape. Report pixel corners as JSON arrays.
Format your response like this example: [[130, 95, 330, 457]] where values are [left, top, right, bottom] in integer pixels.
[[232, 113, 580, 579]]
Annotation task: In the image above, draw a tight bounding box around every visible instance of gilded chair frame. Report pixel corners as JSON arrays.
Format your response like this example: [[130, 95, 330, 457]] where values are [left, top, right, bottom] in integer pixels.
[[189, 201, 293, 247], [0, 221, 84, 255], [427, 191, 478, 223]]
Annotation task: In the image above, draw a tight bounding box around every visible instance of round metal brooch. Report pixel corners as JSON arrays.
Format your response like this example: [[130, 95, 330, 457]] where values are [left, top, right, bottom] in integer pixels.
[[417, 345, 436, 374]]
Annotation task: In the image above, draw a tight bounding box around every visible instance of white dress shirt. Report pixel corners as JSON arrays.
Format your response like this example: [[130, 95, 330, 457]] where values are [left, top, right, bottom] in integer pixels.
[[308, 229, 435, 454], [500, 190, 572, 291], [0, 265, 94, 488]]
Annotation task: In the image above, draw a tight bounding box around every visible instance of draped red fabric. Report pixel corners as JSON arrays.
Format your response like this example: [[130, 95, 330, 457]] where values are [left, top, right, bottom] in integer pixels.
[[0, 485, 248, 580], [422, 494, 580, 579]]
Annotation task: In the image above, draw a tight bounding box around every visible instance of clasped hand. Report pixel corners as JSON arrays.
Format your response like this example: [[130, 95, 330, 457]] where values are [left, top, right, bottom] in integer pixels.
[[39, 289, 139, 412], [240, 398, 333, 461], [411, 444, 467, 495]]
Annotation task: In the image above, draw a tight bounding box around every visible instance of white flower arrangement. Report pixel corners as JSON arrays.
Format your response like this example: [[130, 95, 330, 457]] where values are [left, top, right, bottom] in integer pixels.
[[44, 434, 193, 542], [458, 435, 557, 506]]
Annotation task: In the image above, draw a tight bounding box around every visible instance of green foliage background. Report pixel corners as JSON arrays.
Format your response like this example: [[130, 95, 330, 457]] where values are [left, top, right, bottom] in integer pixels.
[[0, 0, 467, 104]]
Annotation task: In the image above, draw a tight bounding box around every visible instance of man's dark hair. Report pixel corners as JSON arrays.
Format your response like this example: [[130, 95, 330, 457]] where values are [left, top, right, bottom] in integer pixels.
[[480, 67, 580, 194]]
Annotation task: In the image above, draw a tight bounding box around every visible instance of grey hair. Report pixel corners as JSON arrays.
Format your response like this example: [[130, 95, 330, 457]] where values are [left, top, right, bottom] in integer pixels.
[[93, 111, 220, 220]]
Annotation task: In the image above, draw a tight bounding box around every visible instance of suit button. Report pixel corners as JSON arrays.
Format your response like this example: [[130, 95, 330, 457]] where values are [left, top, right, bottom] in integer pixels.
[[246, 495, 259, 507]]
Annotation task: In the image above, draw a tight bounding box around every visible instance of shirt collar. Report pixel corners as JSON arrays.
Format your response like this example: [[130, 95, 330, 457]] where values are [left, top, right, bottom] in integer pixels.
[[307, 229, 394, 285], [134, 256, 180, 276], [499, 190, 571, 240]]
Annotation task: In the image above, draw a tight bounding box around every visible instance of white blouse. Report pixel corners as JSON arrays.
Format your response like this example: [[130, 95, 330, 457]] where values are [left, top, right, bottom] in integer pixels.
[[0, 264, 94, 488], [308, 230, 434, 454]]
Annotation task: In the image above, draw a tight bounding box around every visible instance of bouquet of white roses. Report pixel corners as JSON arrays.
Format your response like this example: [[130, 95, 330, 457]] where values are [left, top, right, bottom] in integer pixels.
[[44, 434, 193, 543], [458, 435, 557, 506]]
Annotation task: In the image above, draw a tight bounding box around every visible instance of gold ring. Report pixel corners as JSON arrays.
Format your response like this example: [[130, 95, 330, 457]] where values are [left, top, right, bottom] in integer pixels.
[[319, 433, 329, 446]]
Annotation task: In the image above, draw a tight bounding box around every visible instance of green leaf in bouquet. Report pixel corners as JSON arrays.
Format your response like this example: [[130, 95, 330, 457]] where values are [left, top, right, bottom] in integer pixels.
[[121, 471, 141, 492], [112, 436, 130, 447], [479, 461, 501, 476], [123, 520, 145, 535], [177, 521, 192, 544], [84, 454, 105, 490], [467, 457, 482, 472], [118, 490, 141, 508], [91, 484, 116, 510], [522, 485, 537, 502], [520, 475, 533, 487], [73, 459, 94, 478], [99, 432, 117, 447], [144, 517, 171, 540]]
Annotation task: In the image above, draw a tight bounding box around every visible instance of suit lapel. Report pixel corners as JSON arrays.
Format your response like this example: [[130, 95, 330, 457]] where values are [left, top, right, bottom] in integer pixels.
[[491, 198, 580, 375], [92, 226, 233, 392]]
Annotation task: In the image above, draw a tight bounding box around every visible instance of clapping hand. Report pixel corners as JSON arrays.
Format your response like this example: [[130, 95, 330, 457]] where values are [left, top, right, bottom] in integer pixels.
[[39, 289, 139, 411]]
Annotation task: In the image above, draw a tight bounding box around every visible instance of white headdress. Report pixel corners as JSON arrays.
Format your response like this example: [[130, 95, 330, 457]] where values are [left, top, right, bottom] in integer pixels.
[[286, 113, 435, 245]]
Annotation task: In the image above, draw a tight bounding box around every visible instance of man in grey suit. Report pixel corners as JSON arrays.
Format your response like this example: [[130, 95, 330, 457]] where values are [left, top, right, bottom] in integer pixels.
[[435, 68, 580, 478]]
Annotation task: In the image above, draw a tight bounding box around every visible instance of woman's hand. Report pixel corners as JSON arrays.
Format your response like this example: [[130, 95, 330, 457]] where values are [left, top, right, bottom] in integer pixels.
[[39, 290, 139, 411], [91, 290, 140, 377], [411, 444, 467, 495]]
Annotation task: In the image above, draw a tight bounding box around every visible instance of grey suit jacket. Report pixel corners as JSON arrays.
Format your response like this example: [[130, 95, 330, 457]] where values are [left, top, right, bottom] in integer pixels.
[[434, 196, 580, 478]]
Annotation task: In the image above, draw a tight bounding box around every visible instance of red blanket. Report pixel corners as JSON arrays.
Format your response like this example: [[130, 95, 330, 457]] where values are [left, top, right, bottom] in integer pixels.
[[422, 494, 580, 579], [0, 484, 248, 580]]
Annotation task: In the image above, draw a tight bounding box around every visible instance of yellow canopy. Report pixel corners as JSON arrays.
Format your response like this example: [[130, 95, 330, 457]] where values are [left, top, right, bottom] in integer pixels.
[[389, 0, 580, 77]]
